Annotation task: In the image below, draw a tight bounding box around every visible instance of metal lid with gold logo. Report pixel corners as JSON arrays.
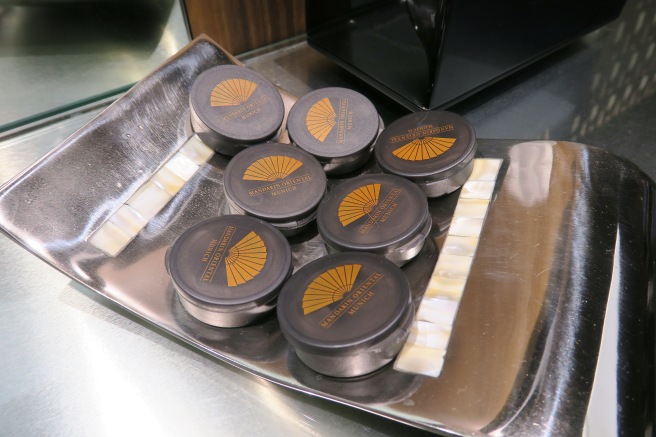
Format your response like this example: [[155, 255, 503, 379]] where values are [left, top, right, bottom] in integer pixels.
[[287, 87, 381, 175], [277, 252, 413, 377], [317, 174, 431, 265], [189, 65, 285, 156], [166, 215, 292, 327], [224, 143, 327, 236], [374, 110, 477, 197]]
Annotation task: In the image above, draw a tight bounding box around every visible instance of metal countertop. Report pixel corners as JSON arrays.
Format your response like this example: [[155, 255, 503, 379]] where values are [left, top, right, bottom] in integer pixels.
[[1, 0, 655, 435]]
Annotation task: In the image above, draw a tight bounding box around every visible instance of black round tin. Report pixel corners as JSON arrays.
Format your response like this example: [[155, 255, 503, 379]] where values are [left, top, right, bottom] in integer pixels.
[[224, 143, 327, 236], [189, 65, 285, 156], [277, 252, 414, 377], [166, 215, 292, 327], [375, 110, 477, 197], [287, 87, 380, 175], [317, 174, 431, 265]]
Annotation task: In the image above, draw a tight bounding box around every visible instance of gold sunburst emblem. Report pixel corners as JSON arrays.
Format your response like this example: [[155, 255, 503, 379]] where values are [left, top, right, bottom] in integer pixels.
[[225, 231, 267, 286], [338, 183, 380, 226], [210, 79, 257, 107], [302, 264, 361, 314], [242, 156, 303, 181], [306, 98, 337, 142], [392, 137, 456, 161]]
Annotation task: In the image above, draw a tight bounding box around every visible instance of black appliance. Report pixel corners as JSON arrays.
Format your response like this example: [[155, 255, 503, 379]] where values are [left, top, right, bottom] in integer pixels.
[[306, 0, 627, 110]]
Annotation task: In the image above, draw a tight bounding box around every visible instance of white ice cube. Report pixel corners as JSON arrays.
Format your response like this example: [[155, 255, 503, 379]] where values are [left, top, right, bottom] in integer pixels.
[[108, 204, 147, 236], [433, 253, 473, 279], [394, 343, 445, 377], [164, 152, 199, 181], [449, 216, 484, 238], [417, 298, 459, 326], [460, 180, 495, 200], [180, 134, 214, 165], [151, 166, 186, 196], [126, 181, 172, 221], [442, 234, 478, 257], [468, 158, 502, 181], [406, 320, 451, 349], [453, 198, 489, 219], [88, 220, 133, 257], [425, 275, 467, 300]]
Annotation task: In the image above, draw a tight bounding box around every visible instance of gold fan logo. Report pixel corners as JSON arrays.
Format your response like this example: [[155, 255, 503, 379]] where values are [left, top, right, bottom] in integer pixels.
[[302, 264, 361, 315], [301, 264, 384, 328], [306, 97, 351, 143], [225, 231, 267, 286], [338, 183, 402, 235], [388, 124, 457, 160], [306, 98, 336, 142], [210, 79, 257, 107], [243, 156, 303, 181], [210, 78, 272, 122], [392, 137, 456, 161], [244, 156, 313, 197], [338, 184, 380, 226]]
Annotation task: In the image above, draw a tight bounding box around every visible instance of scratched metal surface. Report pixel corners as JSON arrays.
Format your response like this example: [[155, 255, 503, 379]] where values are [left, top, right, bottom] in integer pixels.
[[0, 36, 653, 435]]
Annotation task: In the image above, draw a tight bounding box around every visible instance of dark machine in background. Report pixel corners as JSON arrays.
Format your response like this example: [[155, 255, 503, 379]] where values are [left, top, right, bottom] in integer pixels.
[[306, 0, 627, 111]]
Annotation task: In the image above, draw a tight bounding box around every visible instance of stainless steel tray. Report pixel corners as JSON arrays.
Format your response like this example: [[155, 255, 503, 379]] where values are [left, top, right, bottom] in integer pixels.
[[1, 36, 653, 436]]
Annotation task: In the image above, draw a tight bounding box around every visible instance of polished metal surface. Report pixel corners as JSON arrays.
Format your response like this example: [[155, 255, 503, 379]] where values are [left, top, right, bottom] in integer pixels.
[[0, 38, 428, 437], [0, 34, 654, 435]]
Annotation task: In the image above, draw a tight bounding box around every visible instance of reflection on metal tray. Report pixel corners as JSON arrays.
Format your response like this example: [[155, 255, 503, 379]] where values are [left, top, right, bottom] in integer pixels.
[[0, 36, 653, 435]]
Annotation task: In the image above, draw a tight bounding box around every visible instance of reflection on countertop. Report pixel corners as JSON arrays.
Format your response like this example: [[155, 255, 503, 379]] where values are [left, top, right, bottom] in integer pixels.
[[0, 0, 190, 133]]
